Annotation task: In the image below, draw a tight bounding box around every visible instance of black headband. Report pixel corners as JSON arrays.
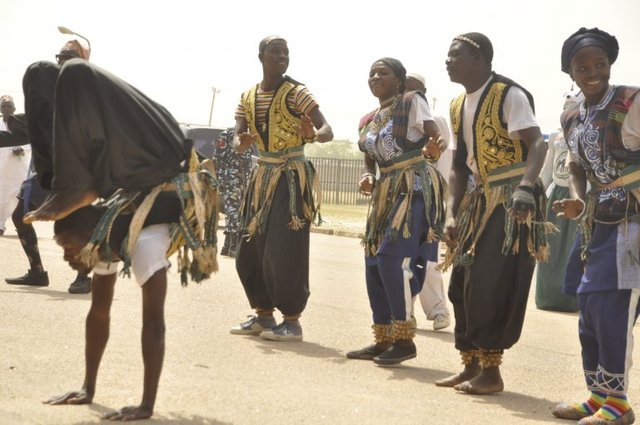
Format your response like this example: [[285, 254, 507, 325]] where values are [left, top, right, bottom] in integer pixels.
[[561, 27, 618, 74], [374, 57, 406, 90]]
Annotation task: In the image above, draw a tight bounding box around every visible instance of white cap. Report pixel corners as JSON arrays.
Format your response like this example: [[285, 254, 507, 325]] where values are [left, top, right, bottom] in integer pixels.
[[406, 73, 426, 87]]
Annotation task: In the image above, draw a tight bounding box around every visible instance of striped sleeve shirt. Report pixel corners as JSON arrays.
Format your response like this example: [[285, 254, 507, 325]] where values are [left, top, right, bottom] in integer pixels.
[[235, 83, 319, 132]]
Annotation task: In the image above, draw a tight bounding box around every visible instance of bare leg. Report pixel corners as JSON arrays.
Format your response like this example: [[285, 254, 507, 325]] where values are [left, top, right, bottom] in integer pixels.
[[23, 190, 98, 223], [103, 269, 167, 421], [44, 274, 116, 405]]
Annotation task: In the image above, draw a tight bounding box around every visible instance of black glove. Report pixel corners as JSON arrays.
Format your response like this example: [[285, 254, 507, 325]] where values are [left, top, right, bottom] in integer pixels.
[[510, 185, 535, 213]]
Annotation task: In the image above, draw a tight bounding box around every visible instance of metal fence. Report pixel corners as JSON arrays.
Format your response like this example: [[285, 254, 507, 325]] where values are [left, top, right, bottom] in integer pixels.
[[309, 156, 369, 205]]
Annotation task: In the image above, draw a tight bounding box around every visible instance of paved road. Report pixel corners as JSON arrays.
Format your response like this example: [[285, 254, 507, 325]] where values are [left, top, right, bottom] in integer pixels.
[[0, 222, 637, 424]]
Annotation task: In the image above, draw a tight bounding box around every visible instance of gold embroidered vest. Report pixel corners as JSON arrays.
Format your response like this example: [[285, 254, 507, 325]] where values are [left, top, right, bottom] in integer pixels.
[[450, 75, 531, 194], [241, 80, 303, 152]]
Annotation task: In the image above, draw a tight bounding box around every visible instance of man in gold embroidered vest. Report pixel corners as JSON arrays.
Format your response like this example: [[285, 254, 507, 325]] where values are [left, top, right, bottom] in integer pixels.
[[435, 32, 548, 394], [230, 36, 333, 342]]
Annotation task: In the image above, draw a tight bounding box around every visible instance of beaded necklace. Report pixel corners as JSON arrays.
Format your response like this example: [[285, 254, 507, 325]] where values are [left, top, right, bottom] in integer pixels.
[[368, 95, 399, 133]]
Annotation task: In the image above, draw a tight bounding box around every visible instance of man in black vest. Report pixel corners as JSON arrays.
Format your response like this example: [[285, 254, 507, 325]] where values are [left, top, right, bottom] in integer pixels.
[[435, 32, 548, 395]]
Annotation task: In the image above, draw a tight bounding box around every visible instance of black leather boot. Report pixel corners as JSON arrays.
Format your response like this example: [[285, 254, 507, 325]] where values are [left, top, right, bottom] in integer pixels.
[[220, 232, 231, 256], [227, 232, 238, 257]]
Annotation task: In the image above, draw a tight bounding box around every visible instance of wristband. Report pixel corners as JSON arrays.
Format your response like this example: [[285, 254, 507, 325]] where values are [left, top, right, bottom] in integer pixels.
[[516, 185, 534, 194]]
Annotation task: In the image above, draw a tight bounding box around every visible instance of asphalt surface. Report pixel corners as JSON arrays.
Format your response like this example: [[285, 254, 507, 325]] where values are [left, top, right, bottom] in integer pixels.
[[1, 221, 638, 424]]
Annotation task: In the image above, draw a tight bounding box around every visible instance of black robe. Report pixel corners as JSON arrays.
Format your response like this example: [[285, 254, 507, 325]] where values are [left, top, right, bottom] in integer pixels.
[[22, 59, 187, 197]]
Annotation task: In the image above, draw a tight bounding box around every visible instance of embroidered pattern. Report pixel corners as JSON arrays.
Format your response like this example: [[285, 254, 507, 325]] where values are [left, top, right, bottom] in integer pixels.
[[362, 120, 422, 192], [566, 86, 624, 203], [242, 81, 306, 152], [596, 365, 627, 395], [585, 369, 599, 392], [475, 82, 524, 185], [363, 119, 401, 163], [450, 80, 524, 198]]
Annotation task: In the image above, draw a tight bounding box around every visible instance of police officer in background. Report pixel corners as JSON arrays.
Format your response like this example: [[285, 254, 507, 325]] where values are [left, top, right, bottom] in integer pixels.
[[214, 127, 255, 257]]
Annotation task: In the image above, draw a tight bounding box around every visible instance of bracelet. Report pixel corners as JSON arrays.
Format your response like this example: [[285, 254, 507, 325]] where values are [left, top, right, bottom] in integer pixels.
[[361, 172, 376, 180], [302, 133, 319, 144], [572, 198, 586, 221], [425, 150, 441, 163]]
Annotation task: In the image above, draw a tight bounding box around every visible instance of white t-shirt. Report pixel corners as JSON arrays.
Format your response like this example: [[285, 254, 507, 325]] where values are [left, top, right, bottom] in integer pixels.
[[459, 75, 538, 175], [406, 95, 435, 142], [433, 115, 455, 181]]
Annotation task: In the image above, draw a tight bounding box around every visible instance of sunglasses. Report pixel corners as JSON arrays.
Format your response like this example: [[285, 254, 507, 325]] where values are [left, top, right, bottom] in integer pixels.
[[55, 52, 81, 64]]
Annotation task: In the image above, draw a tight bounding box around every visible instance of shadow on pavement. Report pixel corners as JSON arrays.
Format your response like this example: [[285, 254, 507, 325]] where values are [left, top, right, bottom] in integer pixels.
[[253, 339, 350, 364], [380, 364, 567, 422], [442, 389, 565, 423], [66, 404, 232, 424], [1, 285, 91, 301]]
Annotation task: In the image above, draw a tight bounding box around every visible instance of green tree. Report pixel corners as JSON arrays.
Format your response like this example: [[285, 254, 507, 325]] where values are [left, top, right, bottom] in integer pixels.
[[305, 139, 363, 159]]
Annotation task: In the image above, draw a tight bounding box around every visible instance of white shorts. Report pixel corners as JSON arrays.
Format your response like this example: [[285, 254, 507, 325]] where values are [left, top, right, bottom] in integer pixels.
[[92, 224, 172, 286]]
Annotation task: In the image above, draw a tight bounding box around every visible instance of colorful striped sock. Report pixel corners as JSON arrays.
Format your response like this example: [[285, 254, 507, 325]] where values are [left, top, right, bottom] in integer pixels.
[[594, 394, 631, 420], [574, 391, 606, 415]]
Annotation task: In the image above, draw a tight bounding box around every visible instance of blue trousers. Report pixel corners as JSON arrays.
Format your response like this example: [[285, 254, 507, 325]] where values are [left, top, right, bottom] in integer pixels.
[[578, 289, 640, 395], [365, 195, 430, 324]]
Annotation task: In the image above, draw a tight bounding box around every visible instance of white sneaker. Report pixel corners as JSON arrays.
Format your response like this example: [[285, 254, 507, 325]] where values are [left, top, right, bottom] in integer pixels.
[[433, 314, 450, 331]]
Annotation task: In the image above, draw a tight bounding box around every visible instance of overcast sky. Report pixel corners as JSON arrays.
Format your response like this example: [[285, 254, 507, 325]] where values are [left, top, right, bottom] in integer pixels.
[[2, 0, 639, 141]]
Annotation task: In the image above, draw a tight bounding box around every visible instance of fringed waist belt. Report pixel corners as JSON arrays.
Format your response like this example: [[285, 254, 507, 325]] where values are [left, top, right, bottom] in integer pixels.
[[574, 164, 640, 260], [379, 152, 426, 174], [581, 164, 640, 225], [440, 162, 555, 270], [597, 165, 640, 191], [242, 146, 321, 237], [363, 150, 446, 256], [78, 150, 219, 285], [258, 146, 306, 166]]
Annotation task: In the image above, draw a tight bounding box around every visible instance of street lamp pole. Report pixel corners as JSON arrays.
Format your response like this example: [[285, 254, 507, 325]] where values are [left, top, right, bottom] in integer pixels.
[[57, 26, 91, 50], [208, 87, 220, 126]]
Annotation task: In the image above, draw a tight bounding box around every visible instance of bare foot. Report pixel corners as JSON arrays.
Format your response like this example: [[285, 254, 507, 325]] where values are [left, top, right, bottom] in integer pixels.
[[103, 405, 153, 421], [454, 366, 504, 395], [43, 389, 93, 405], [23, 190, 98, 223], [435, 361, 481, 387]]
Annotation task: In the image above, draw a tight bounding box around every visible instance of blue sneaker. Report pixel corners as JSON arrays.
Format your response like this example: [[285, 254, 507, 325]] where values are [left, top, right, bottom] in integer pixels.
[[260, 320, 303, 342], [230, 315, 276, 336]]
